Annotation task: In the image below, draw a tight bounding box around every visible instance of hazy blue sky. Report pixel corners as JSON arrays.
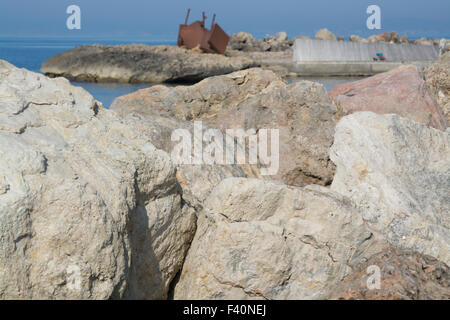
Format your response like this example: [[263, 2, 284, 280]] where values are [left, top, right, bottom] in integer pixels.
[[0, 0, 448, 39]]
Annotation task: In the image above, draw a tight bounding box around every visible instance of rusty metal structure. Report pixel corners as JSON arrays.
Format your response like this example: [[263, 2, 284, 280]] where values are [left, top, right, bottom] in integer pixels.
[[177, 9, 230, 54]]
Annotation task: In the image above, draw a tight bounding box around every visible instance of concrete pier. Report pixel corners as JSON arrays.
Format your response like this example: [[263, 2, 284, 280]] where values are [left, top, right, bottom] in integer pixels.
[[289, 60, 435, 76], [286, 39, 440, 76], [293, 39, 440, 62]]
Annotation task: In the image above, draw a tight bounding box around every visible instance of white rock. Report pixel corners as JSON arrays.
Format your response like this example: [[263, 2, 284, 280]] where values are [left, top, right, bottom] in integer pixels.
[[0, 60, 196, 299], [174, 178, 385, 300], [330, 112, 450, 264]]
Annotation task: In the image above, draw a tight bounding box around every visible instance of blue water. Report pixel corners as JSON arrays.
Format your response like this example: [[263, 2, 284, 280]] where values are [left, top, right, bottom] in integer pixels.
[[0, 37, 177, 107], [0, 36, 370, 106]]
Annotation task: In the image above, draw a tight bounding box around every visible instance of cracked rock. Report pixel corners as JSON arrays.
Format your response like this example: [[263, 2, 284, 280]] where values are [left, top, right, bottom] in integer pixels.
[[173, 178, 386, 299], [111, 68, 337, 187], [330, 112, 450, 265], [0, 59, 196, 299]]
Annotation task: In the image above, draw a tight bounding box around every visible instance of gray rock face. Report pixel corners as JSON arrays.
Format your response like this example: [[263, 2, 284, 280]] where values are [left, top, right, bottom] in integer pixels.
[[0, 60, 196, 299], [330, 112, 450, 265], [173, 178, 385, 300], [41, 45, 257, 84], [173, 112, 450, 300], [111, 68, 337, 187]]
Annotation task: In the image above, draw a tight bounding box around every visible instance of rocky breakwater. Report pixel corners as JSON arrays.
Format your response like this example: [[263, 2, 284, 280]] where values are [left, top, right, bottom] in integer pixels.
[[1, 58, 449, 300], [111, 68, 338, 187], [99, 65, 450, 299], [228, 32, 293, 52], [348, 31, 443, 46], [41, 44, 257, 84], [173, 112, 450, 299], [0, 60, 198, 299]]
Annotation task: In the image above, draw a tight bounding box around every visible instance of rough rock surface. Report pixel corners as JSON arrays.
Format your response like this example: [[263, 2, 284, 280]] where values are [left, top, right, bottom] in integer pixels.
[[228, 32, 293, 52], [111, 68, 338, 187], [329, 65, 448, 130], [314, 28, 337, 41], [426, 52, 450, 124], [120, 113, 260, 211], [329, 248, 450, 300], [330, 112, 450, 265], [41, 45, 257, 84], [225, 50, 293, 77], [0, 60, 196, 299], [174, 178, 385, 300]]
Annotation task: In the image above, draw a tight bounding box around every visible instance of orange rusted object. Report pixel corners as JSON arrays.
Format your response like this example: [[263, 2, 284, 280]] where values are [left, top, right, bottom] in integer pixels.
[[177, 9, 230, 54]]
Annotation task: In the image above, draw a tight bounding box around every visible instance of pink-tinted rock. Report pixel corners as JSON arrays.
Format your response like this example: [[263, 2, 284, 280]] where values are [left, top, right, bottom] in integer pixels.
[[329, 65, 447, 130]]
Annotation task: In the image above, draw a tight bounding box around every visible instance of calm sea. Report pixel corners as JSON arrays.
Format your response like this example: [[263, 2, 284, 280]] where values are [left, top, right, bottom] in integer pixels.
[[0, 37, 360, 107], [0, 37, 177, 107]]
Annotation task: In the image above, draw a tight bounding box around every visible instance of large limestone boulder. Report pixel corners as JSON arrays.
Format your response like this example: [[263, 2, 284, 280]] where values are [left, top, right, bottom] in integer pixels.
[[0, 60, 196, 299], [426, 52, 450, 124], [120, 113, 260, 211], [330, 112, 450, 265], [173, 178, 385, 300], [111, 68, 338, 187], [329, 65, 448, 130], [314, 28, 337, 41], [329, 248, 450, 300], [41, 45, 257, 84]]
